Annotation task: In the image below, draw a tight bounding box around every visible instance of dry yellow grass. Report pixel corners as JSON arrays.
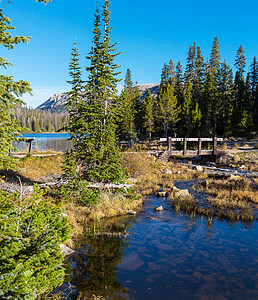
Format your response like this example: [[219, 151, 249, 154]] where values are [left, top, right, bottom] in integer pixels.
[[17, 155, 64, 181], [88, 191, 142, 220], [207, 177, 258, 204], [122, 152, 207, 195]]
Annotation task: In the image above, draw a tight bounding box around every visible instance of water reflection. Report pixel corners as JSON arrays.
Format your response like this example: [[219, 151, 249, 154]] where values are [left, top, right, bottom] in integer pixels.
[[12, 133, 73, 152], [63, 218, 133, 299], [59, 182, 258, 300]]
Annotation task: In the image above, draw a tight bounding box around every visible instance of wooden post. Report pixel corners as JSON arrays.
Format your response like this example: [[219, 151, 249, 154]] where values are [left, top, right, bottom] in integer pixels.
[[28, 140, 32, 153], [213, 137, 217, 155], [168, 137, 172, 155], [198, 138, 202, 155], [183, 138, 187, 156]]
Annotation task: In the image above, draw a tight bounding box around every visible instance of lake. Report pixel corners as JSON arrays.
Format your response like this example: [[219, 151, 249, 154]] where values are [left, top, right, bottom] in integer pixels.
[[57, 180, 258, 300], [13, 133, 73, 152]]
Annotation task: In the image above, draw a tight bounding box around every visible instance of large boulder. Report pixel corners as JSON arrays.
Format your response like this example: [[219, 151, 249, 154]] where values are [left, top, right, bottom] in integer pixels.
[[173, 189, 190, 198]]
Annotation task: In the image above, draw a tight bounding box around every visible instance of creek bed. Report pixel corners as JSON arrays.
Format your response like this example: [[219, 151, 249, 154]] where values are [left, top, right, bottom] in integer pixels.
[[57, 180, 258, 299]]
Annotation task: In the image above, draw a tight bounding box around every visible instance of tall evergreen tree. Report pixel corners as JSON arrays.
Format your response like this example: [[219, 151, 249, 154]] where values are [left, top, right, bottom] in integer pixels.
[[209, 36, 221, 78], [118, 69, 136, 140], [217, 60, 234, 135], [66, 0, 125, 183], [184, 42, 196, 84], [201, 68, 219, 135], [143, 89, 154, 143], [63, 38, 84, 176], [175, 61, 185, 108], [232, 44, 249, 134], [168, 59, 176, 87], [249, 57, 258, 129], [193, 46, 205, 103], [157, 83, 180, 138], [0, 8, 32, 169], [133, 86, 144, 139]]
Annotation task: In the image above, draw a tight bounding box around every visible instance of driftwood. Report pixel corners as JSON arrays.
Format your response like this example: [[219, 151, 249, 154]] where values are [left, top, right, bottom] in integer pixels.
[[183, 163, 258, 179], [0, 179, 134, 195]]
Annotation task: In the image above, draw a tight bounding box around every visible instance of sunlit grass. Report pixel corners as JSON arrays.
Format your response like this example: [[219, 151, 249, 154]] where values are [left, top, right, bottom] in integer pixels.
[[17, 155, 64, 181]]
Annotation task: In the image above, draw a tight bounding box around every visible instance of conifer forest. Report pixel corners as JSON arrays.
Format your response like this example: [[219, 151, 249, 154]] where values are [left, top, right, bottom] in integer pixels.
[[117, 39, 258, 140], [13, 39, 258, 139]]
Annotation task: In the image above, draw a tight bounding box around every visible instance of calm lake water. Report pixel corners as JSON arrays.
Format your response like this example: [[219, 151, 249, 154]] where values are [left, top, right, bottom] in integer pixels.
[[13, 133, 73, 152], [58, 180, 258, 300]]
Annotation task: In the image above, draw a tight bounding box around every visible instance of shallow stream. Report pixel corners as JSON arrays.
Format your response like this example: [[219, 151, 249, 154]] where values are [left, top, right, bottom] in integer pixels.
[[59, 180, 258, 299]]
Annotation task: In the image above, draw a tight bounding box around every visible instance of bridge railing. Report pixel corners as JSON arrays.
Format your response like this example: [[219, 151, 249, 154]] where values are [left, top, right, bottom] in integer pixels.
[[159, 137, 223, 156]]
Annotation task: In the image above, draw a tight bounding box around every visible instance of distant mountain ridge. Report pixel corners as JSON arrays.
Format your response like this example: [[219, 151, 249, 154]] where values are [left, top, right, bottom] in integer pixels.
[[37, 93, 70, 112], [36, 83, 160, 113]]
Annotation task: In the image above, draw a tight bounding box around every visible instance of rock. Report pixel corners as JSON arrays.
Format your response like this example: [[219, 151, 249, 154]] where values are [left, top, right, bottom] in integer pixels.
[[193, 165, 203, 172], [60, 244, 74, 256], [174, 189, 190, 198], [172, 186, 180, 192], [126, 210, 137, 215], [156, 191, 168, 197], [154, 206, 164, 211], [230, 174, 242, 180], [164, 169, 172, 174], [239, 165, 246, 169], [60, 213, 68, 218]]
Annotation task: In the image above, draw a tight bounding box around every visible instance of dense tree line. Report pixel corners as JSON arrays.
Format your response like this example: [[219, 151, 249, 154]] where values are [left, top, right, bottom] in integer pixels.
[[119, 38, 257, 140], [12, 106, 68, 132]]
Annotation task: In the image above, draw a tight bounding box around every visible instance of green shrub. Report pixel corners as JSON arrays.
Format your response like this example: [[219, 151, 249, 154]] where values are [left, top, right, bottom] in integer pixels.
[[0, 186, 71, 299], [60, 179, 100, 206]]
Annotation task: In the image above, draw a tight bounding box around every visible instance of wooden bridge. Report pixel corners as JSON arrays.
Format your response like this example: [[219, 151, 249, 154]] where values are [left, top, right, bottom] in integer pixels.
[[160, 137, 223, 157]]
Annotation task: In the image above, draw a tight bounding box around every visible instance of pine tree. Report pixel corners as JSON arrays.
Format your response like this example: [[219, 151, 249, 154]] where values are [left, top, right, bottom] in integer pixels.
[[209, 36, 221, 78], [175, 61, 184, 107], [199, 37, 221, 135], [118, 69, 136, 140], [143, 89, 154, 143], [184, 42, 196, 84], [217, 60, 234, 135], [168, 59, 176, 87], [201, 68, 219, 135], [0, 188, 71, 299], [72, 0, 125, 183], [249, 57, 258, 129], [193, 46, 205, 102], [0, 9, 32, 169], [63, 38, 84, 176], [160, 63, 169, 85], [157, 83, 180, 138], [180, 79, 193, 136], [133, 86, 144, 138], [232, 44, 248, 134]]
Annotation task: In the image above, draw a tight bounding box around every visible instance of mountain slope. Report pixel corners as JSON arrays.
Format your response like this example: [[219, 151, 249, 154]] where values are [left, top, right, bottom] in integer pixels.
[[36, 83, 160, 112]]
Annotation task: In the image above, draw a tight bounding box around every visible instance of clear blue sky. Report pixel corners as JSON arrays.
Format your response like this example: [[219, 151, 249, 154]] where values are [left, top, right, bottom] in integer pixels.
[[2, 0, 258, 108]]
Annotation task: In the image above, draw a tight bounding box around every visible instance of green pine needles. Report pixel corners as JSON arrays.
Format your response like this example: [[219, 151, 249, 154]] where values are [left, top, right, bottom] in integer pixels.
[[0, 9, 32, 169], [0, 186, 71, 299], [64, 0, 125, 185]]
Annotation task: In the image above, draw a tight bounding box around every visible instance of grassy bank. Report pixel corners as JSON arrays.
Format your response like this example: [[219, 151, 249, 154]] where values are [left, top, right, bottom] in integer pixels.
[[2, 150, 257, 239]]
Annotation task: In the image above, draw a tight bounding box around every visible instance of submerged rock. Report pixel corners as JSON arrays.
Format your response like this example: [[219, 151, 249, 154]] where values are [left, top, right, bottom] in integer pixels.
[[156, 191, 168, 197], [126, 210, 137, 215], [154, 206, 164, 211]]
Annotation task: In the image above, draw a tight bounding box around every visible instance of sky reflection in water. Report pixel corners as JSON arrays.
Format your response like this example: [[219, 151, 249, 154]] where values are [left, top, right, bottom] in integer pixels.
[[61, 183, 258, 300]]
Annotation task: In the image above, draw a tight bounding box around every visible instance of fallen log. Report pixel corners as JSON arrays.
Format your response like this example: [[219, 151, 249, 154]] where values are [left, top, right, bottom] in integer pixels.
[[0, 180, 134, 195]]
